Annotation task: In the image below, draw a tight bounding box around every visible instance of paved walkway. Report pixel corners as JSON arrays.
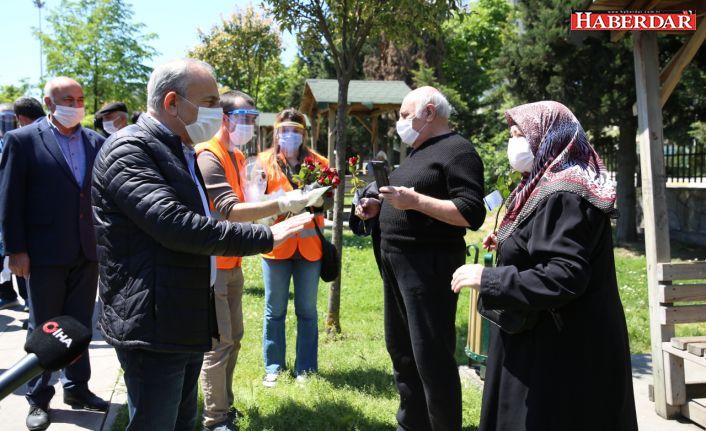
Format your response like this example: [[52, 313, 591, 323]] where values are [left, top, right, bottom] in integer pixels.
[[1, 298, 704, 430], [0, 298, 125, 431]]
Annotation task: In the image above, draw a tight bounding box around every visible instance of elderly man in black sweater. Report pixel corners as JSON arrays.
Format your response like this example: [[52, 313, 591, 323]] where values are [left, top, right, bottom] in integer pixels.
[[356, 86, 485, 431]]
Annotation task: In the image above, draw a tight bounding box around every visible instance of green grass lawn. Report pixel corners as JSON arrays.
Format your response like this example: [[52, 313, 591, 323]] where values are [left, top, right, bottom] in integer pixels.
[[111, 209, 703, 430]]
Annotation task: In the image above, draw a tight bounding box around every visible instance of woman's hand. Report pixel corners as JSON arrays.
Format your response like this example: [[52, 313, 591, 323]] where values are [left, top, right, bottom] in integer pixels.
[[483, 233, 498, 251], [355, 197, 381, 220], [451, 264, 484, 293]]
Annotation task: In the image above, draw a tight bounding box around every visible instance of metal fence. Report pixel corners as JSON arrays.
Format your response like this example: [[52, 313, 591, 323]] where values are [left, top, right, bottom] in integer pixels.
[[601, 143, 706, 183]]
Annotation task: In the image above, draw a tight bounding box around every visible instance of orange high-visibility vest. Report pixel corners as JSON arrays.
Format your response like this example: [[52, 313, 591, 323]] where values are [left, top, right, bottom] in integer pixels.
[[195, 136, 246, 270], [258, 148, 328, 261]]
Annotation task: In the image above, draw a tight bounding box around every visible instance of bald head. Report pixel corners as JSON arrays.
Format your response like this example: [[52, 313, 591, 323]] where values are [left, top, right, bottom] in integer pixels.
[[401, 86, 452, 119], [44, 76, 83, 100], [43, 77, 84, 109], [398, 86, 453, 148]]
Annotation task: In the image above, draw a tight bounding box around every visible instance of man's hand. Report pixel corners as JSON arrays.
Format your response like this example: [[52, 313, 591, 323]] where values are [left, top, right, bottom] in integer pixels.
[[9, 252, 30, 278], [378, 186, 419, 210], [483, 233, 498, 251], [270, 212, 314, 248], [355, 197, 381, 220], [451, 264, 484, 293]]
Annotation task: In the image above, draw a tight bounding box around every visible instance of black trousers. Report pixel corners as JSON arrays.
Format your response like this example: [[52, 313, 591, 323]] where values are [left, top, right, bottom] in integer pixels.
[[25, 255, 98, 408], [380, 247, 464, 431]]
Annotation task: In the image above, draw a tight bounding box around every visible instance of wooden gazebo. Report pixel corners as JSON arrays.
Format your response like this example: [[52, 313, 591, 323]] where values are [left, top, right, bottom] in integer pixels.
[[587, 0, 706, 425], [299, 79, 412, 162]]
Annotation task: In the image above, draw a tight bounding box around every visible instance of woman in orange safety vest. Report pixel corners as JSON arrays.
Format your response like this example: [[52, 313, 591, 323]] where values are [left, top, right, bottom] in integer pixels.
[[258, 108, 330, 387]]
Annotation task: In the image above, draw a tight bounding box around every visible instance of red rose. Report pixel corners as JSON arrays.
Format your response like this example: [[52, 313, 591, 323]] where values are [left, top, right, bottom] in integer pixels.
[[348, 156, 358, 166]]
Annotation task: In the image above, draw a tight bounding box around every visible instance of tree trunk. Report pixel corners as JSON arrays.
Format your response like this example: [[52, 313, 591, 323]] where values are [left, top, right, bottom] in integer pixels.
[[615, 115, 638, 243], [325, 75, 350, 336]]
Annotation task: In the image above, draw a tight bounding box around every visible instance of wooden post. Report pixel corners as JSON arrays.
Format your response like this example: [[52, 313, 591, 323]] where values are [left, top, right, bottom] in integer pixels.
[[633, 31, 679, 419], [327, 106, 335, 162], [371, 114, 379, 158]]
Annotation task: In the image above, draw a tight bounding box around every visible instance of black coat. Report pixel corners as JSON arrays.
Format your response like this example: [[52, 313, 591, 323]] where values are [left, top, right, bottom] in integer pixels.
[[92, 115, 273, 352], [0, 118, 104, 265], [478, 192, 637, 431]]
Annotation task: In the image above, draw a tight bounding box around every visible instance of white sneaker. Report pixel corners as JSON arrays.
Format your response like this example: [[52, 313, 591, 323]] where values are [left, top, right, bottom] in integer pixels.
[[262, 373, 279, 388]]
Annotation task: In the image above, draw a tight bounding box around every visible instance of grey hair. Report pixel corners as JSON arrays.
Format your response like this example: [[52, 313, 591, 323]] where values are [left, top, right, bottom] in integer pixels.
[[147, 58, 217, 112], [405, 86, 452, 119]]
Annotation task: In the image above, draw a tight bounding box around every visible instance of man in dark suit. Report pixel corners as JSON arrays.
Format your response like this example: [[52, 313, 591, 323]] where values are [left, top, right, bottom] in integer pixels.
[[0, 76, 108, 431]]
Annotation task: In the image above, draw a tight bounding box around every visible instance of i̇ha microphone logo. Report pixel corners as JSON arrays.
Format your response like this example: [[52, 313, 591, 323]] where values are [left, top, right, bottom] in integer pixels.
[[42, 321, 73, 348], [571, 10, 696, 31]]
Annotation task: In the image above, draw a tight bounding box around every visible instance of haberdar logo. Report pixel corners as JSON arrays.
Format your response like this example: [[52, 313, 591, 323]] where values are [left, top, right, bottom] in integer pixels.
[[42, 321, 73, 348], [571, 10, 696, 31]]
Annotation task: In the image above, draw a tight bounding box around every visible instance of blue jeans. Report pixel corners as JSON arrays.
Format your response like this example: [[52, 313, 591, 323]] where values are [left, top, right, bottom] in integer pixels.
[[262, 257, 321, 375], [116, 348, 203, 431]]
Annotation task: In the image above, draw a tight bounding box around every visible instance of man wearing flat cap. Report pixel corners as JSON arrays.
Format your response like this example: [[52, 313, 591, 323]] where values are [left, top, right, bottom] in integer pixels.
[[95, 102, 128, 137]]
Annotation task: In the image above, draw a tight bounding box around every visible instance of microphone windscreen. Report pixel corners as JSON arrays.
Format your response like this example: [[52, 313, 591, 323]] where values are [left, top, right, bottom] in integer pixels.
[[24, 315, 92, 371]]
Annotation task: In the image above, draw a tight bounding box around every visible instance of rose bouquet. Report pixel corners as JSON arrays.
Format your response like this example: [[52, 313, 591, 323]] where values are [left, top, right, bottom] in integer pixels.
[[293, 156, 340, 196]]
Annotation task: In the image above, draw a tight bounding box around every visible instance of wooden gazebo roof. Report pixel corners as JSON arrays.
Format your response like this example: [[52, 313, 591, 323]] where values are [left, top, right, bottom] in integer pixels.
[[299, 79, 412, 116], [298, 79, 413, 162]]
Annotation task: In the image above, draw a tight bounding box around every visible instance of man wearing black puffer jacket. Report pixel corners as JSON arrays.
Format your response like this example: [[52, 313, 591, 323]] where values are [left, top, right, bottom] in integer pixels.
[[92, 58, 312, 431]]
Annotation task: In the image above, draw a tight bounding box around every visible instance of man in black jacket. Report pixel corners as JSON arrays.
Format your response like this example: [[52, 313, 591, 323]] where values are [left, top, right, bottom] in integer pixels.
[[92, 58, 311, 431], [356, 86, 486, 431]]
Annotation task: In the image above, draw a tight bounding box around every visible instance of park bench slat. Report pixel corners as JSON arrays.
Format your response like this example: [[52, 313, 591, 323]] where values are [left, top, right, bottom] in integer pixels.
[[658, 262, 706, 282], [660, 284, 706, 303], [687, 343, 706, 357], [671, 336, 706, 350], [661, 305, 706, 325]]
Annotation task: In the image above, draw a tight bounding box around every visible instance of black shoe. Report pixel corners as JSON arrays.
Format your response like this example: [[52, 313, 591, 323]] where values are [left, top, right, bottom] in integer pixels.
[[26, 405, 50, 431], [63, 390, 109, 412], [228, 406, 244, 422]]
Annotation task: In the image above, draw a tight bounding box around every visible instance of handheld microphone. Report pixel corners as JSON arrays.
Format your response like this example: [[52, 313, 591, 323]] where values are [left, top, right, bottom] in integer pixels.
[[0, 315, 91, 401]]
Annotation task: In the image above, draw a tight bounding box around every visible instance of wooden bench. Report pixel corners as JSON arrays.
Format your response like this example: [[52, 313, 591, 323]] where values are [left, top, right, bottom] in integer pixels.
[[657, 261, 706, 426]]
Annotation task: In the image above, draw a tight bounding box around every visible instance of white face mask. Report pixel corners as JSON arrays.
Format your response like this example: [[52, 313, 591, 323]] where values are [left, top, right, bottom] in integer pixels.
[[279, 132, 303, 157], [52, 104, 85, 128], [103, 120, 119, 135], [507, 136, 534, 173], [396, 106, 433, 146], [396, 118, 419, 146], [177, 95, 222, 144], [228, 124, 254, 151]]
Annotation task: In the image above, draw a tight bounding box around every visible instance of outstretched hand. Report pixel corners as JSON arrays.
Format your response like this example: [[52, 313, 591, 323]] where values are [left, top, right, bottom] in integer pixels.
[[270, 212, 314, 248]]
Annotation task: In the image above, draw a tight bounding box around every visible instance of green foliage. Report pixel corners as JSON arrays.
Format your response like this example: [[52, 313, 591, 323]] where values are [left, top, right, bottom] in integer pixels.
[[258, 58, 311, 112], [38, 0, 157, 113], [0, 82, 31, 104], [190, 7, 282, 108]]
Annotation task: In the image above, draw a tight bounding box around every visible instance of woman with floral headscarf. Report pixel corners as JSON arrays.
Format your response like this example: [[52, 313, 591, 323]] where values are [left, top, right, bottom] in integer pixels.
[[452, 101, 637, 430]]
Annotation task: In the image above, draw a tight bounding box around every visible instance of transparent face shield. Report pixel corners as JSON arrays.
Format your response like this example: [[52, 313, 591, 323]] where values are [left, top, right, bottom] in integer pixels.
[[274, 123, 306, 158], [226, 109, 259, 154]]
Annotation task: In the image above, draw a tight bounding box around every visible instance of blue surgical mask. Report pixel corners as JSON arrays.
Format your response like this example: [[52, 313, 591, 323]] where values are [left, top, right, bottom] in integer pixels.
[[279, 132, 303, 157]]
